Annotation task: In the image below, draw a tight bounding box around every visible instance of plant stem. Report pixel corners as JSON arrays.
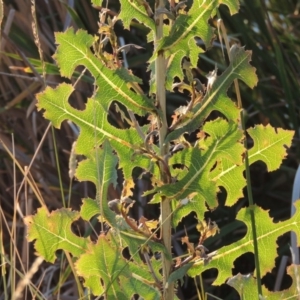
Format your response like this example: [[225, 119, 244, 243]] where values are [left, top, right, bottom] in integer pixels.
[[241, 112, 263, 296], [217, 17, 262, 296], [155, 0, 173, 299]]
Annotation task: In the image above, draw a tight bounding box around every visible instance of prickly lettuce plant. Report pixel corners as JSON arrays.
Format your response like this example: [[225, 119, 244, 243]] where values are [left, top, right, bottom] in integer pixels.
[[25, 0, 298, 299]]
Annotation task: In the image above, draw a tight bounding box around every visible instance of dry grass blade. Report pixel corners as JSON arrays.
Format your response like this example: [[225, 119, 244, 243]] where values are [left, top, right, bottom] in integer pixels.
[[31, 0, 45, 85], [13, 256, 44, 300], [0, 0, 3, 38], [0, 2, 93, 298], [0, 7, 14, 51]]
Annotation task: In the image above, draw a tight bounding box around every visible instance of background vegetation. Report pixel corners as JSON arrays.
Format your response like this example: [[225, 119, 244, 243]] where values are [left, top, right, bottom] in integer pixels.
[[0, 0, 299, 299]]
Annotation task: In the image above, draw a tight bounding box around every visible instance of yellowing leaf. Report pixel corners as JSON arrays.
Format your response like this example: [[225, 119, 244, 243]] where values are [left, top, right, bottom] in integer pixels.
[[24, 207, 89, 263], [75, 233, 160, 299]]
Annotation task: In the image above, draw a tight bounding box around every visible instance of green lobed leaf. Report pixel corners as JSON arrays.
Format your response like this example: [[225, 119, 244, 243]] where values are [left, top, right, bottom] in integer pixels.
[[53, 28, 154, 115], [126, 256, 162, 285], [75, 233, 160, 299], [263, 264, 300, 299], [188, 201, 300, 286], [80, 197, 101, 221], [211, 124, 294, 206], [227, 264, 300, 300], [151, 0, 239, 90], [166, 46, 257, 142], [157, 118, 244, 214], [36, 83, 152, 179], [119, 0, 155, 33], [24, 207, 89, 263], [153, 0, 216, 90], [168, 263, 194, 286], [247, 124, 294, 171], [210, 157, 245, 206], [77, 140, 118, 226], [148, 49, 185, 92], [172, 123, 293, 225], [120, 230, 172, 262], [227, 274, 262, 300]]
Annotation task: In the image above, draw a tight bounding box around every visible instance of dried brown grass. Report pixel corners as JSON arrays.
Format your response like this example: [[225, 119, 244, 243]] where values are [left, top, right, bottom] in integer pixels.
[[0, 1, 101, 298]]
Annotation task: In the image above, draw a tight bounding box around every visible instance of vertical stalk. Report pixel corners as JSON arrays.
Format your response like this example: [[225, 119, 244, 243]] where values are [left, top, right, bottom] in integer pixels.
[[218, 18, 262, 296], [155, 0, 173, 299]]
